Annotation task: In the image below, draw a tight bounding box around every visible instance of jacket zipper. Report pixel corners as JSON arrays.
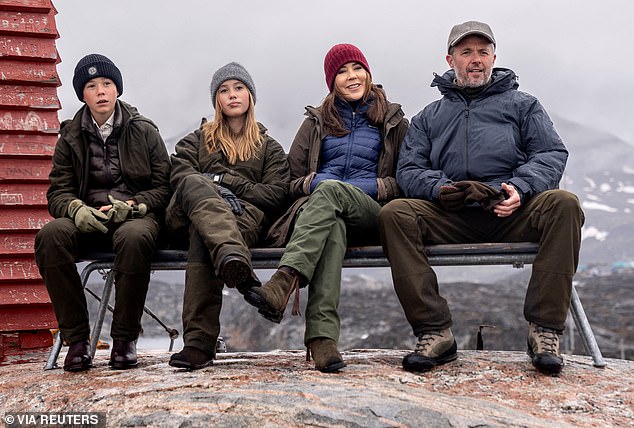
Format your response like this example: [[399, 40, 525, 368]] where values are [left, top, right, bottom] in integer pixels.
[[343, 110, 356, 180], [464, 105, 470, 178]]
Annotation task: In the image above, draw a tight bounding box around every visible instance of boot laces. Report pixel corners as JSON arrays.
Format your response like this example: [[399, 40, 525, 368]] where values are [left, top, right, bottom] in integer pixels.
[[414, 331, 442, 354], [535, 326, 559, 354]]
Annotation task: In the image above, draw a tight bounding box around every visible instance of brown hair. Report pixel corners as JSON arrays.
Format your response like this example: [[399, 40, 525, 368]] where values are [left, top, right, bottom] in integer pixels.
[[203, 90, 262, 164], [321, 74, 388, 137]]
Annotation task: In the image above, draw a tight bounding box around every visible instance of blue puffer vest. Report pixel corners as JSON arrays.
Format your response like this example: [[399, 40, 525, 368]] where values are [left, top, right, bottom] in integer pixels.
[[310, 99, 382, 198]]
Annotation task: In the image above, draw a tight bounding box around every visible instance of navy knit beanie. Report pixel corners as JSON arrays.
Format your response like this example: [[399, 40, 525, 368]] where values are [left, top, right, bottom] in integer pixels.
[[323, 44, 371, 91], [209, 62, 256, 108], [72, 54, 123, 101]]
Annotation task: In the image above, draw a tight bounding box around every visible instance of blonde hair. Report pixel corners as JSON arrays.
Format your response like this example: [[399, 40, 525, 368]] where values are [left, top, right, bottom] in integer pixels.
[[203, 90, 262, 164]]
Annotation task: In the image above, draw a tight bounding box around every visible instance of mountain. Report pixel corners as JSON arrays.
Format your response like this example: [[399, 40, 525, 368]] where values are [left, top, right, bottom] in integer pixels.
[[552, 115, 634, 266]]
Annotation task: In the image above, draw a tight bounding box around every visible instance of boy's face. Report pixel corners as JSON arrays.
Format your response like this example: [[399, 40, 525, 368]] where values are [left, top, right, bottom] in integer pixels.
[[83, 77, 118, 122]]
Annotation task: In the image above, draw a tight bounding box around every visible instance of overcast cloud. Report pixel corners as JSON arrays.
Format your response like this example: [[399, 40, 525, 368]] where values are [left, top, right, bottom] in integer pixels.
[[54, 0, 634, 151]]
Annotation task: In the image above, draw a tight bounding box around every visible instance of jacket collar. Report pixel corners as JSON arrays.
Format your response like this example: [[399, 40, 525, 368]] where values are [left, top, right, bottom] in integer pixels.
[[432, 67, 519, 98]]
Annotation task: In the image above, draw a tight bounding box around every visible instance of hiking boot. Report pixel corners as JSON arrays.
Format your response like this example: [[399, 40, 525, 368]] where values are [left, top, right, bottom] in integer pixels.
[[63, 340, 92, 372], [307, 338, 346, 373], [402, 328, 458, 372], [244, 266, 305, 323], [221, 255, 260, 294], [527, 322, 564, 375], [169, 346, 214, 370]]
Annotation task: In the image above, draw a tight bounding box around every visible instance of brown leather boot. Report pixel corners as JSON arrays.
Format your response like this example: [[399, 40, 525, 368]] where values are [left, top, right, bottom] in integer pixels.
[[307, 338, 346, 373], [244, 266, 306, 323]]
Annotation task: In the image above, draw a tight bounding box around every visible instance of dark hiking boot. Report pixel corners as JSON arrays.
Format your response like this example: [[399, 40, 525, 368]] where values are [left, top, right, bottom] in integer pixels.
[[109, 340, 138, 370], [169, 346, 214, 370], [527, 322, 564, 375], [244, 266, 305, 323], [402, 328, 458, 372], [221, 255, 260, 294], [63, 340, 92, 372], [307, 338, 346, 373]]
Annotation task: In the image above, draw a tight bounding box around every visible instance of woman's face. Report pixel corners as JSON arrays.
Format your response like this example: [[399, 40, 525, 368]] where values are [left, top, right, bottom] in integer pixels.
[[334, 62, 368, 102], [216, 79, 250, 118]]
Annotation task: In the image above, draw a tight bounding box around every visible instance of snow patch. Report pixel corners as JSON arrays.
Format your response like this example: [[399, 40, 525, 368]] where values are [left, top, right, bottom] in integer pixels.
[[582, 201, 618, 213], [582, 226, 608, 241]]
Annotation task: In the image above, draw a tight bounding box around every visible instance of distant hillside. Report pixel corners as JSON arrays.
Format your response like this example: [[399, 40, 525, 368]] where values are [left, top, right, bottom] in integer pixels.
[[552, 115, 634, 265]]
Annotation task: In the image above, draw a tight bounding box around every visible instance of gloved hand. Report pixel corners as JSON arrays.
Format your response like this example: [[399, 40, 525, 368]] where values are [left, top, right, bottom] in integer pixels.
[[106, 195, 147, 223], [217, 185, 244, 216], [453, 181, 506, 211], [67, 199, 108, 234], [107, 195, 133, 223], [438, 184, 466, 212]]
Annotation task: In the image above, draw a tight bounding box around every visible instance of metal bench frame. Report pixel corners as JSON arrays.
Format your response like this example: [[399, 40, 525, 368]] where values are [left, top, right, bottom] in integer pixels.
[[44, 242, 606, 369]]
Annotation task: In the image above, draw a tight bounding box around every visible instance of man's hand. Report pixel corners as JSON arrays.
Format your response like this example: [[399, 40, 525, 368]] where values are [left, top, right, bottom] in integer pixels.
[[217, 185, 244, 216], [493, 183, 521, 217]]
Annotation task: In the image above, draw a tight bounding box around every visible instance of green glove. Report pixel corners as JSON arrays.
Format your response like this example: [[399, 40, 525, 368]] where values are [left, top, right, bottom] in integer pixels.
[[131, 202, 147, 218], [107, 195, 133, 224], [67, 199, 108, 234]]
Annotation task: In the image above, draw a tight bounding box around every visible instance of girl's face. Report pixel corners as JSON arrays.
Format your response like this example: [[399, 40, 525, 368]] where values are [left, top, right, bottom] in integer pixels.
[[334, 62, 368, 102], [217, 79, 250, 118]]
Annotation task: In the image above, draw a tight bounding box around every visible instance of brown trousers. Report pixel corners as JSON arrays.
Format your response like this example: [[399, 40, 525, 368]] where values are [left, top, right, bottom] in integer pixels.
[[34, 215, 160, 343], [180, 193, 262, 356], [378, 190, 584, 334]]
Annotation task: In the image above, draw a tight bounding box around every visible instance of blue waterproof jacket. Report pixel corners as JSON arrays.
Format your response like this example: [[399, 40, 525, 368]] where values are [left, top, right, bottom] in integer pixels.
[[397, 68, 568, 202], [310, 99, 382, 198]]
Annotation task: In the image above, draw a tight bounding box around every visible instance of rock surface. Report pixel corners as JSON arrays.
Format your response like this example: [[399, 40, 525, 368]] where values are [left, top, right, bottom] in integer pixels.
[[1, 349, 632, 427]]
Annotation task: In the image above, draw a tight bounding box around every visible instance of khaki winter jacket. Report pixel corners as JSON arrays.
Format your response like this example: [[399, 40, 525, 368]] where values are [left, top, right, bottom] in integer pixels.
[[46, 100, 171, 219], [167, 123, 289, 242]]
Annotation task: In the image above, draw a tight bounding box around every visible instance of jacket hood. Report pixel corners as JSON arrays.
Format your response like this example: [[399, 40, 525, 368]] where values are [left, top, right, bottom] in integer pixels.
[[431, 67, 519, 97]]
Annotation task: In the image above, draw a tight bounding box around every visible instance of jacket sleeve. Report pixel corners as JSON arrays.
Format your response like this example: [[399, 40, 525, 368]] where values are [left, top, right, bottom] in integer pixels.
[[379, 115, 409, 202], [287, 118, 317, 198], [507, 96, 568, 200], [396, 110, 452, 200], [221, 137, 290, 215], [46, 134, 81, 218], [127, 121, 172, 212]]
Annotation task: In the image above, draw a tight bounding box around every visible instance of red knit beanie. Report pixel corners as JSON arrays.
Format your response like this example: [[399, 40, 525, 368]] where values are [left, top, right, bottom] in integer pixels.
[[323, 43, 371, 91]]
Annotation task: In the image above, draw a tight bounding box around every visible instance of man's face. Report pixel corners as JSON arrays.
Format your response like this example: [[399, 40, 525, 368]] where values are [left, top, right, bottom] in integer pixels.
[[83, 77, 118, 121], [446, 35, 496, 88]]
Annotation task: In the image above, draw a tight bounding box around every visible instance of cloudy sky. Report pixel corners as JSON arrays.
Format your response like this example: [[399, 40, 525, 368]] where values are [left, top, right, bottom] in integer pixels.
[[54, 0, 634, 151]]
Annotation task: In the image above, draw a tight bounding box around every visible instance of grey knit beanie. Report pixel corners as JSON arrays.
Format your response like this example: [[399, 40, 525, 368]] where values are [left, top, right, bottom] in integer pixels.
[[210, 62, 256, 108], [72, 54, 123, 101]]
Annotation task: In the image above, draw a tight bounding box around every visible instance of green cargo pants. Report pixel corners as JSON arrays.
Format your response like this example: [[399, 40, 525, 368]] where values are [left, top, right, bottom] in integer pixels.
[[34, 215, 160, 343], [378, 189, 584, 334], [280, 180, 382, 345]]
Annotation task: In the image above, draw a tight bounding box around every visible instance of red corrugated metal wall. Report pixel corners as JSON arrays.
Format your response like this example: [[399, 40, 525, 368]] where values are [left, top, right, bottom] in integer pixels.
[[0, 0, 60, 362]]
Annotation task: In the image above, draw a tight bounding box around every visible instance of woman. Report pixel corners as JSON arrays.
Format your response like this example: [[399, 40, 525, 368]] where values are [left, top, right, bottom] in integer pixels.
[[245, 44, 408, 372], [168, 62, 289, 369]]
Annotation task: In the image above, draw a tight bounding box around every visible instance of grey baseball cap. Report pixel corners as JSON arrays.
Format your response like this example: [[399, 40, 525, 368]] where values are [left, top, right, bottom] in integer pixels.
[[447, 21, 496, 52]]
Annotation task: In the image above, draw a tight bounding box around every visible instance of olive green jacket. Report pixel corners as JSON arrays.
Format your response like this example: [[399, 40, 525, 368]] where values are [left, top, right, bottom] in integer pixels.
[[47, 100, 171, 218], [168, 123, 289, 243]]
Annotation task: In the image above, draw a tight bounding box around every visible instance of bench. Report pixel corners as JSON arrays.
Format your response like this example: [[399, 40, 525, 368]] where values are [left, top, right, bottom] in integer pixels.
[[44, 242, 606, 370]]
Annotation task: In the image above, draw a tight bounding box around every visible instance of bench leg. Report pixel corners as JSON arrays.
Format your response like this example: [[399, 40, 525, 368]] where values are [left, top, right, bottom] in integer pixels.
[[569, 286, 606, 368], [43, 330, 63, 370], [89, 270, 115, 360]]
